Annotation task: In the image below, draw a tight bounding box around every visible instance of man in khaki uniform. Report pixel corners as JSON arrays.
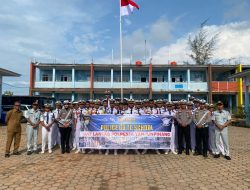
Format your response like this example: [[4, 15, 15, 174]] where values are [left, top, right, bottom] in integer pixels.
[[5, 101, 23, 158], [193, 100, 210, 158], [176, 100, 193, 155]]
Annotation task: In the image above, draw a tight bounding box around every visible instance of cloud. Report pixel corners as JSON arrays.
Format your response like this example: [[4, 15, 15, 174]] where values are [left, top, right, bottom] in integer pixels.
[[0, 0, 111, 94], [122, 17, 173, 62], [224, 0, 250, 21], [153, 21, 250, 65]]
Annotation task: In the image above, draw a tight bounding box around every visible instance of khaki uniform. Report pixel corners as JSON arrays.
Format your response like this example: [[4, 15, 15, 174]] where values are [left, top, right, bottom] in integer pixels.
[[193, 109, 210, 155], [176, 109, 192, 153], [5, 109, 23, 154]]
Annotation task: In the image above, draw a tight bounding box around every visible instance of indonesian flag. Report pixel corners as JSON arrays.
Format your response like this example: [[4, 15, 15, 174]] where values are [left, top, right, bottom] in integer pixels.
[[121, 0, 139, 16]]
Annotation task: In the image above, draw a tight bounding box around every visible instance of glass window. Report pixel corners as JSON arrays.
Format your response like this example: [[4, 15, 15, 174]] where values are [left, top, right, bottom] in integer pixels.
[[171, 71, 187, 82], [40, 70, 52, 81], [133, 71, 149, 82], [56, 70, 72, 82], [94, 71, 111, 82], [113, 71, 130, 82], [190, 71, 206, 82], [75, 70, 90, 82], [152, 71, 168, 82]]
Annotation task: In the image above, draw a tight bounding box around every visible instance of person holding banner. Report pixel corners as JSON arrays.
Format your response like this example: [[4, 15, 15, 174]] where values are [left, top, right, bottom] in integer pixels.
[[141, 99, 161, 155], [124, 99, 140, 155], [163, 102, 177, 155], [193, 100, 210, 158], [176, 100, 192, 155], [57, 100, 73, 154], [74, 100, 89, 154]]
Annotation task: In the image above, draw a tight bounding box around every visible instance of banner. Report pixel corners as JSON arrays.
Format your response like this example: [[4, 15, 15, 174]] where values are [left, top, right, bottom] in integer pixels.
[[79, 114, 172, 149]]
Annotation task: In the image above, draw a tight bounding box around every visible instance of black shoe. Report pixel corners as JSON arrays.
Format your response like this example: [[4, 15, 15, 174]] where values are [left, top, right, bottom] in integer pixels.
[[203, 153, 208, 158], [61, 150, 65, 154], [193, 152, 201, 156], [27, 151, 32, 155], [178, 151, 182, 154], [66, 149, 70, 153], [34, 150, 39, 154], [224, 156, 231, 160], [186, 150, 190, 155], [13, 152, 21, 155], [214, 154, 220, 158], [5, 154, 10, 158]]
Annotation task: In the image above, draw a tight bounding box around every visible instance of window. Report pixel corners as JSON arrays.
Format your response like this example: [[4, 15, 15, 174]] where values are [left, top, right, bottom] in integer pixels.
[[171, 71, 186, 82], [42, 74, 52, 81], [141, 77, 146, 82], [152, 78, 157, 82], [190, 71, 206, 82], [61, 75, 69, 81]]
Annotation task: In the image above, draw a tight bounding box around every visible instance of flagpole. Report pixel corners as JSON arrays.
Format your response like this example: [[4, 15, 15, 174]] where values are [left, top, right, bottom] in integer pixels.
[[120, 0, 123, 102]]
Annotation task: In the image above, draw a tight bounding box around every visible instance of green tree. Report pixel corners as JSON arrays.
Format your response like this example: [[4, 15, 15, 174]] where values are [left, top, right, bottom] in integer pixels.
[[188, 20, 219, 65]]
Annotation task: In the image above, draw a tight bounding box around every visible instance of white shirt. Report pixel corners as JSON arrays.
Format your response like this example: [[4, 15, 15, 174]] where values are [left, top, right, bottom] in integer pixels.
[[212, 110, 231, 126], [40, 111, 54, 126]]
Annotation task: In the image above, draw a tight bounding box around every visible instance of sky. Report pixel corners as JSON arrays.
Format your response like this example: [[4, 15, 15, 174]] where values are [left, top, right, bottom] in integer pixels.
[[1, 0, 250, 95]]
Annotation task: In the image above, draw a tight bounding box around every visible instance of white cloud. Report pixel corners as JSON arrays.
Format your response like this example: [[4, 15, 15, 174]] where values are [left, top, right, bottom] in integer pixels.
[[153, 21, 250, 65]]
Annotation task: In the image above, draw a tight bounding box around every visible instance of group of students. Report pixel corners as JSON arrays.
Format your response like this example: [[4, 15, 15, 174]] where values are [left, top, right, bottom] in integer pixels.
[[5, 97, 232, 160]]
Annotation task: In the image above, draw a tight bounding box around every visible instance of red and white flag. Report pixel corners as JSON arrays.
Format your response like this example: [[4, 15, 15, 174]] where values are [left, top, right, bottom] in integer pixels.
[[121, 0, 139, 16]]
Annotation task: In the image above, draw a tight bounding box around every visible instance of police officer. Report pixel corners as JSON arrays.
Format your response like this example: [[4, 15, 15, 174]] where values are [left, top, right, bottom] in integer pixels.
[[212, 101, 232, 160], [40, 104, 54, 154], [52, 101, 62, 148], [176, 100, 192, 155], [193, 100, 210, 157], [26, 101, 41, 155], [58, 100, 73, 154]]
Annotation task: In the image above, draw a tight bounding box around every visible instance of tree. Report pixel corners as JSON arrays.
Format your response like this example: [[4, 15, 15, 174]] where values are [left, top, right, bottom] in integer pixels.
[[3, 91, 13, 96], [188, 20, 219, 65]]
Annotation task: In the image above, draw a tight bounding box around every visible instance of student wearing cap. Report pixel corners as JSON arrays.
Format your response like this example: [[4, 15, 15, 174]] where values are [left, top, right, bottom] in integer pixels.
[[123, 100, 140, 155], [26, 101, 41, 155], [40, 104, 54, 154], [193, 100, 210, 158], [212, 101, 232, 160], [74, 100, 89, 154], [52, 101, 62, 148], [163, 102, 177, 155], [58, 100, 73, 154], [176, 100, 192, 155]]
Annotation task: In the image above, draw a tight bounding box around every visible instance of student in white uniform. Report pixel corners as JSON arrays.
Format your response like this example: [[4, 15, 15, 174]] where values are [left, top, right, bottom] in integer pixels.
[[212, 101, 232, 160], [163, 102, 178, 155], [40, 104, 54, 154]]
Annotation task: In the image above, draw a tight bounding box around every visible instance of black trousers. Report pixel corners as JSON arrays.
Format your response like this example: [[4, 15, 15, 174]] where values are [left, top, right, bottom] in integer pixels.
[[59, 127, 72, 151], [196, 127, 209, 154], [178, 125, 191, 152]]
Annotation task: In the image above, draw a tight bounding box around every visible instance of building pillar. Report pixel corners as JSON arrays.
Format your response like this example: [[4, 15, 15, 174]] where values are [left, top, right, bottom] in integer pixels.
[[72, 67, 75, 88], [111, 68, 113, 88], [52, 67, 56, 88], [229, 95, 233, 113], [168, 68, 171, 90], [52, 92, 55, 98], [149, 63, 152, 99], [168, 93, 171, 102], [72, 92, 75, 102], [187, 69, 190, 90], [111, 93, 114, 99], [130, 68, 133, 88], [208, 64, 212, 103], [130, 92, 133, 99], [29, 62, 35, 96]]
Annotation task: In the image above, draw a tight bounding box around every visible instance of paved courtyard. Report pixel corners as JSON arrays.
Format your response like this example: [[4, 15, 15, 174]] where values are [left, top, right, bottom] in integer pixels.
[[0, 125, 249, 190]]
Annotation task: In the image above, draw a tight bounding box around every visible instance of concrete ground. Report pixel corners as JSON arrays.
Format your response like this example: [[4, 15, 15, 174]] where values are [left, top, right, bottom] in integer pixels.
[[0, 125, 249, 190]]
